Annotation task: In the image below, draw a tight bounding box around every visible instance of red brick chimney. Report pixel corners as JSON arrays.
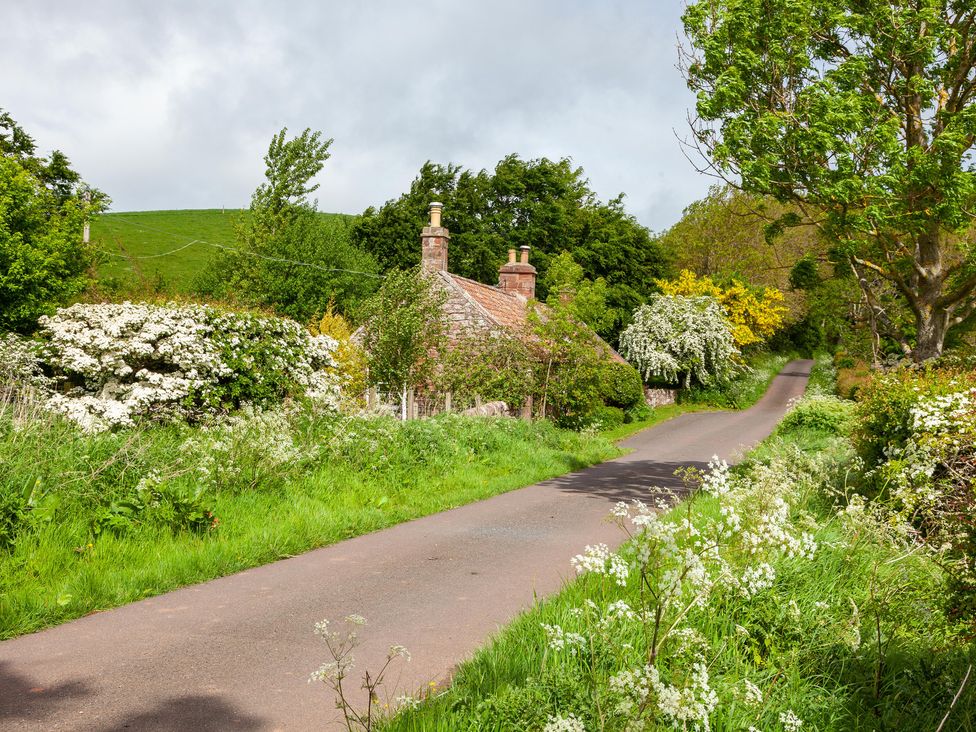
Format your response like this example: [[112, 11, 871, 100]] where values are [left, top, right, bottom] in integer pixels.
[[420, 202, 449, 272], [498, 245, 537, 299]]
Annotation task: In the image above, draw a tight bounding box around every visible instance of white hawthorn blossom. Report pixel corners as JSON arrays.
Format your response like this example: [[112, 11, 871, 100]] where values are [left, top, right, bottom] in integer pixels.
[[618, 295, 738, 387], [23, 302, 340, 431]]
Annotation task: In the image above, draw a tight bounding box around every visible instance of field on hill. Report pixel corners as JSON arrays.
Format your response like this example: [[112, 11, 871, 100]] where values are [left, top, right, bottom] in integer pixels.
[[91, 209, 356, 294]]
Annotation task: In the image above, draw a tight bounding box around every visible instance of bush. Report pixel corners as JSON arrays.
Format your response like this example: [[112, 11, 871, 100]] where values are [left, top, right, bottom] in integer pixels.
[[854, 367, 976, 616], [619, 294, 738, 387], [588, 405, 625, 430], [29, 302, 340, 432], [625, 403, 652, 423], [779, 392, 856, 435], [599, 361, 644, 409]]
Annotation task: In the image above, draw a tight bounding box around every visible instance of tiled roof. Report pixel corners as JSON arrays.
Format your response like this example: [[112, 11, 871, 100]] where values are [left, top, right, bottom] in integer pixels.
[[442, 272, 628, 364], [446, 274, 531, 332]]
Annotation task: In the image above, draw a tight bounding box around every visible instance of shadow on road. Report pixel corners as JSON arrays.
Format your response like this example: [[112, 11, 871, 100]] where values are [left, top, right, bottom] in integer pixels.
[[91, 694, 268, 732], [545, 459, 707, 504], [0, 661, 93, 722]]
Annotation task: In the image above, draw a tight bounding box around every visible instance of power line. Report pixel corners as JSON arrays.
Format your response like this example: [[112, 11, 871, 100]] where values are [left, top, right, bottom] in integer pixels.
[[99, 214, 383, 279]]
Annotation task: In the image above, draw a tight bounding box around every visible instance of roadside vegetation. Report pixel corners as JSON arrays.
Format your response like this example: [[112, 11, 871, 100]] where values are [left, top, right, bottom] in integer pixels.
[[0, 411, 621, 639], [380, 356, 976, 731]]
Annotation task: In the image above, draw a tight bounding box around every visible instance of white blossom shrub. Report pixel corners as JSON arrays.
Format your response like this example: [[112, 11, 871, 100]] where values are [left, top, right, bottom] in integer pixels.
[[32, 301, 340, 431], [618, 295, 738, 387], [856, 368, 976, 610], [0, 333, 51, 395]]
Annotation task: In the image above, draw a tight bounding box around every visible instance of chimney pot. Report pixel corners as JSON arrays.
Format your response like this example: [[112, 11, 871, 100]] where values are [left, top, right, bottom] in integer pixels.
[[507, 249, 517, 264], [429, 201, 443, 228], [519, 245, 530, 264]]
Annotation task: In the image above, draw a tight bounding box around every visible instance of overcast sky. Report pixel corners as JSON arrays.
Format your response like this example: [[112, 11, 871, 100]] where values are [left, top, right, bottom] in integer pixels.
[[1, 1, 711, 232]]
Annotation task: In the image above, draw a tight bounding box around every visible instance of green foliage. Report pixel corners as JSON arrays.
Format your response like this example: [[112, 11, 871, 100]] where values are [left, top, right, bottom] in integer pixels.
[[598, 361, 644, 410], [198, 128, 378, 320], [778, 393, 855, 436], [682, 3, 976, 360], [351, 156, 671, 338], [586, 405, 625, 430], [542, 251, 615, 336], [0, 110, 106, 333], [440, 331, 535, 409], [852, 367, 976, 469], [529, 304, 608, 426], [0, 407, 621, 638], [359, 268, 447, 403]]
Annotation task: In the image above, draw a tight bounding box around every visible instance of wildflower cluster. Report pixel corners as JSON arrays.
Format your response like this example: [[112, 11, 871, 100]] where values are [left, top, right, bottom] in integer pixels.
[[19, 302, 339, 432], [309, 615, 412, 731], [618, 294, 738, 387], [537, 451, 828, 730]]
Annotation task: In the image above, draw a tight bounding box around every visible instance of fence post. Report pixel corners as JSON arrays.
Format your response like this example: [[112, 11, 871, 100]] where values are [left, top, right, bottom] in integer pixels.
[[407, 388, 416, 420], [444, 391, 452, 414], [367, 386, 377, 410], [475, 394, 482, 409], [521, 394, 533, 421]]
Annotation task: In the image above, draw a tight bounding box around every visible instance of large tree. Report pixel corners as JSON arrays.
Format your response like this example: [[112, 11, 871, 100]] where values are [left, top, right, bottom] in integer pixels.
[[682, 1, 976, 361], [0, 109, 106, 333], [351, 154, 671, 339], [199, 128, 379, 321]]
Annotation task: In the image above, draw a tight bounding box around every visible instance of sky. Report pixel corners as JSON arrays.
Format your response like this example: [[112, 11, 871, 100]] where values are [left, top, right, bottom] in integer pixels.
[[1, 1, 712, 233]]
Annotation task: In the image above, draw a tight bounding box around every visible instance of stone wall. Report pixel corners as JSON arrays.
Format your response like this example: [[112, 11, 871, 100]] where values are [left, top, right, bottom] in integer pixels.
[[645, 387, 679, 407]]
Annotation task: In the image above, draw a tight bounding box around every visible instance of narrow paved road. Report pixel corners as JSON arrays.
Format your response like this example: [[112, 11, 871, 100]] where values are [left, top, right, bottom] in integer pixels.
[[0, 361, 811, 731]]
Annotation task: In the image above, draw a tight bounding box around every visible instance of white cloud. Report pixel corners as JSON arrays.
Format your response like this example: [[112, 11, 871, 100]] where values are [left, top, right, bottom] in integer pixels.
[[0, 0, 711, 229]]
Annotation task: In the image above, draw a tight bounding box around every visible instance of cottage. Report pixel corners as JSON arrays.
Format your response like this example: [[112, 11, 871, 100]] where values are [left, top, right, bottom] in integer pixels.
[[419, 201, 626, 366]]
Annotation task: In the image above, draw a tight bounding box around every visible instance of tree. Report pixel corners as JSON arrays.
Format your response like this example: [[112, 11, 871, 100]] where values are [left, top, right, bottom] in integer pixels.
[[619, 295, 738, 387], [351, 155, 671, 339], [682, 1, 976, 361], [0, 109, 106, 333], [358, 268, 447, 419], [542, 251, 615, 336], [199, 128, 379, 320], [656, 270, 787, 349]]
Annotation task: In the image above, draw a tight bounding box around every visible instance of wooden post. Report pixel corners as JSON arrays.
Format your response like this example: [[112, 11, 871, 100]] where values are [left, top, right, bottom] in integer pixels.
[[475, 394, 482, 408], [407, 388, 416, 420], [444, 391, 452, 414], [367, 386, 377, 410], [521, 394, 533, 421]]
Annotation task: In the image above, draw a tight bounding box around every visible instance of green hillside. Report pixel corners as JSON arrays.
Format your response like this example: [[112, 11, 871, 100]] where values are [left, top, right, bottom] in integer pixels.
[[92, 209, 356, 293]]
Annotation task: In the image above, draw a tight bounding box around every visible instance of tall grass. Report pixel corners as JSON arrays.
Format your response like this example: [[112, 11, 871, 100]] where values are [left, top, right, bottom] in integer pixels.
[[0, 409, 618, 639]]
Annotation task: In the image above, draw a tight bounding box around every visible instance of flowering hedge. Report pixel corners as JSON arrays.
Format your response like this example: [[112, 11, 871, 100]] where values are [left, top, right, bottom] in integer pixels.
[[2, 302, 340, 432], [855, 367, 976, 613], [619, 295, 737, 387]]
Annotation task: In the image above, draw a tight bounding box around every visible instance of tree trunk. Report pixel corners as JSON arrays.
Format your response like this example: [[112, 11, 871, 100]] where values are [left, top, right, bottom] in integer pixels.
[[913, 306, 949, 363]]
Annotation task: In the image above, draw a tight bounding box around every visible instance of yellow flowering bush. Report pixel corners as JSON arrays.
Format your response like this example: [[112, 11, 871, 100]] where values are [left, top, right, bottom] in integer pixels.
[[311, 306, 368, 404], [656, 270, 786, 348]]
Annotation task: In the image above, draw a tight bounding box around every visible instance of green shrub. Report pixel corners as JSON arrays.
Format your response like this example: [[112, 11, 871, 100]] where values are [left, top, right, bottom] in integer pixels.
[[624, 403, 652, 423], [588, 405, 625, 430], [599, 361, 644, 409], [779, 393, 855, 435]]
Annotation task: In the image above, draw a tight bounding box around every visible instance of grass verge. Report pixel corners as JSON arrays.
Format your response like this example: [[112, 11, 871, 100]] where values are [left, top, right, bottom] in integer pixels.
[[0, 413, 617, 639]]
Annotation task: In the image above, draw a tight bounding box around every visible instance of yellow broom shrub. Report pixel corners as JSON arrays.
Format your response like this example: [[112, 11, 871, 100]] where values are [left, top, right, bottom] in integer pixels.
[[656, 270, 786, 348]]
